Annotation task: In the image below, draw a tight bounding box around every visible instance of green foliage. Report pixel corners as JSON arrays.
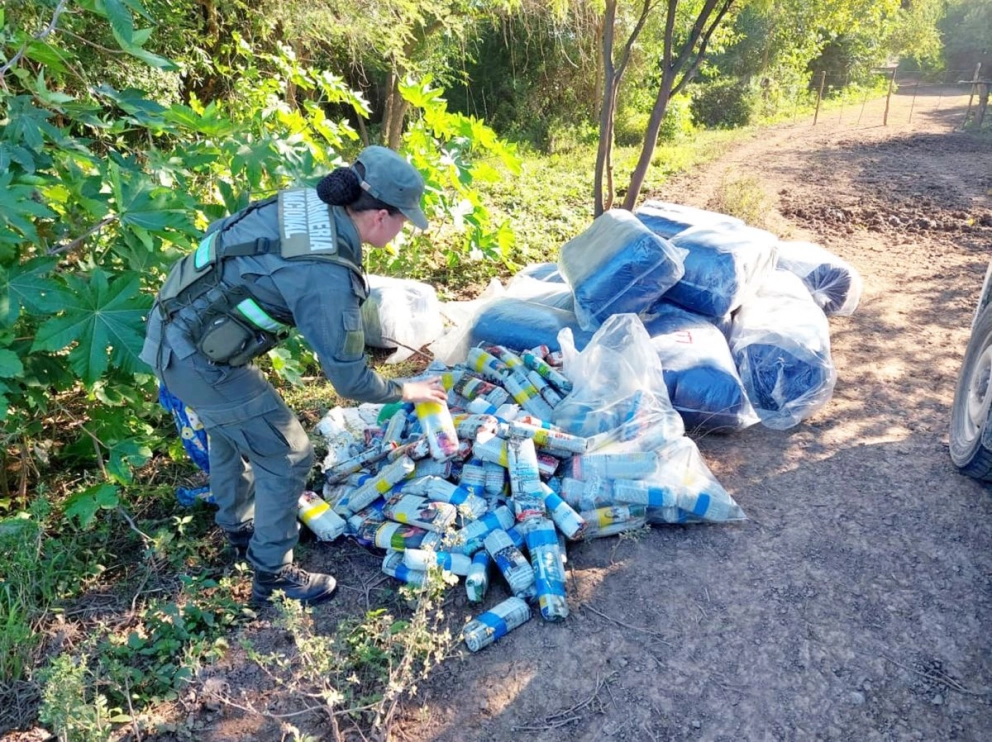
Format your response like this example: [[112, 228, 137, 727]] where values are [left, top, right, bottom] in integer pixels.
[[374, 77, 521, 276], [38, 653, 120, 742], [97, 574, 247, 707], [941, 0, 992, 73], [690, 78, 757, 129], [0, 505, 102, 686]]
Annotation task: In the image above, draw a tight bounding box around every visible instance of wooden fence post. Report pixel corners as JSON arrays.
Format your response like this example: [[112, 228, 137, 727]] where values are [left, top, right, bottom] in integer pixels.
[[965, 63, 982, 126], [813, 71, 826, 125], [883, 69, 896, 126]]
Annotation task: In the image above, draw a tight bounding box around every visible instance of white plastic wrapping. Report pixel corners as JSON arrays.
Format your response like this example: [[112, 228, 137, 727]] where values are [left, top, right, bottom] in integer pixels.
[[558, 210, 686, 331], [635, 199, 745, 239], [361, 274, 445, 363], [730, 270, 837, 430], [774, 240, 863, 316]]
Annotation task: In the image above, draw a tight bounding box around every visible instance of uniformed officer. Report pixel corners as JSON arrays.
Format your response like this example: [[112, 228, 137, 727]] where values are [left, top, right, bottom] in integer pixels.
[[140, 146, 447, 605]]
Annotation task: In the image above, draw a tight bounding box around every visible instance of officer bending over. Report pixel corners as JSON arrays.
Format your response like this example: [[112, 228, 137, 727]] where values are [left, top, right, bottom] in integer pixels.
[[140, 146, 447, 605]]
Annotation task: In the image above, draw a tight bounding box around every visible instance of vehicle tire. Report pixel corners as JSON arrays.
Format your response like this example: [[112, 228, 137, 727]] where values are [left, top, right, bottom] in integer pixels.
[[950, 303, 992, 480]]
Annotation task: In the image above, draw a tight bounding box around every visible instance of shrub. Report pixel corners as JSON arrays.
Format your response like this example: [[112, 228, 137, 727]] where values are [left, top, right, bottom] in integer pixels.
[[690, 78, 757, 129]]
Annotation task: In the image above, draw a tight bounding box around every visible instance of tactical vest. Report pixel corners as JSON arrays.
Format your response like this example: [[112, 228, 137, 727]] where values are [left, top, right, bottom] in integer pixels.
[[156, 188, 364, 366]]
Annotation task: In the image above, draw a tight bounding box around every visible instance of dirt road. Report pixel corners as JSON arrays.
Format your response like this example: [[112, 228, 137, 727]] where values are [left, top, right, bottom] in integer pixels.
[[392, 88, 992, 740]]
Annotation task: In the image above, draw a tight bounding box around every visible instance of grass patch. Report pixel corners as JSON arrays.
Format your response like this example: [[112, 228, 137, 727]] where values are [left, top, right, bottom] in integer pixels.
[[708, 170, 770, 227]]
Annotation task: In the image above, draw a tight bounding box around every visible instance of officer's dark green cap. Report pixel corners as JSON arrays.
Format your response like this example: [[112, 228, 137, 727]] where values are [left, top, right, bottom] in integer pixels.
[[355, 146, 428, 230]]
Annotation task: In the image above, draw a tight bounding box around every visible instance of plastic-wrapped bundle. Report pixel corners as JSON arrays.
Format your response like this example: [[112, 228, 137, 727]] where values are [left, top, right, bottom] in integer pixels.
[[554, 315, 685, 444], [558, 210, 686, 331], [469, 297, 594, 353], [634, 200, 745, 239], [640, 302, 758, 433], [730, 270, 837, 430], [517, 262, 566, 283], [611, 437, 746, 523], [661, 224, 779, 317], [506, 274, 574, 311], [361, 275, 444, 363], [774, 241, 863, 316]]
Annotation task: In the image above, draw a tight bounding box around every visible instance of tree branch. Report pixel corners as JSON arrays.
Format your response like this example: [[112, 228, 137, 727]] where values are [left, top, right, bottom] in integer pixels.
[[48, 216, 119, 256], [0, 0, 71, 88]]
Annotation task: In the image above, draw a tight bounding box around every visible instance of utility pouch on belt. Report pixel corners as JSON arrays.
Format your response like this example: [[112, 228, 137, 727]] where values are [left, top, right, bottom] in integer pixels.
[[194, 288, 285, 366]]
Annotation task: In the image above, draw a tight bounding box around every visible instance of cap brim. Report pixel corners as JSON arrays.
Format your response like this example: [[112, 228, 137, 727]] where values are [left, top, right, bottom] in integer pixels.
[[402, 206, 429, 231]]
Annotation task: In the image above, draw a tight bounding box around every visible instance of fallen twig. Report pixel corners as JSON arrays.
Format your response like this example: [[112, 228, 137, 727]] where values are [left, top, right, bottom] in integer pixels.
[[511, 670, 617, 732], [882, 655, 992, 696], [580, 602, 674, 646]]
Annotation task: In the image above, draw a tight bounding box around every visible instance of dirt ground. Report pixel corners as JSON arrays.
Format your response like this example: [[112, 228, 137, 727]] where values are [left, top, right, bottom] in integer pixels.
[[167, 87, 992, 742]]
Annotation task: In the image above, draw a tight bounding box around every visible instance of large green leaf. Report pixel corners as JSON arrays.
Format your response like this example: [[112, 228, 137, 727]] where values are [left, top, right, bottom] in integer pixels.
[[63, 483, 119, 529], [31, 269, 152, 385], [103, 0, 135, 45], [0, 350, 24, 378], [108, 162, 195, 235], [107, 439, 152, 484], [0, 257, 65, 326], [0, 171, 56, 243], [2, 96, 60, 151]]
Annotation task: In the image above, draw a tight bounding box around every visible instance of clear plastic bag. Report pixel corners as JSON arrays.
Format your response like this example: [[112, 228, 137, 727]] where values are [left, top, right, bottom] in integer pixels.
[[774, 240, 863, 316], [635, 199, 745, 239], [558, 210, 686, 331], [361, 275, 445, 363], [666, 224, 779, 317], [640, 301, 758, 433], [611, 437, 746, 523], [730, 270, 837, 430], [554, 314, 685, 444]]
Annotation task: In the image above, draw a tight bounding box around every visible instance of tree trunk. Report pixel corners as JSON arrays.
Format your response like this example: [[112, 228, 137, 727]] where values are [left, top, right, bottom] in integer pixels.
[[622, 0, 736, 210], [593, 0, 619, 216]]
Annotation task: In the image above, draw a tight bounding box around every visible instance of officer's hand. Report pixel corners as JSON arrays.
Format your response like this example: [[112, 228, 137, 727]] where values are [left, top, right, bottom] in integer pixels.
[[401, 377, 448, 404]]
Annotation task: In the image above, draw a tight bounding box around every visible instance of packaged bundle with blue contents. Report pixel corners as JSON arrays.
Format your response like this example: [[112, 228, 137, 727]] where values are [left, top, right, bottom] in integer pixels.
[[557, 210, 686, 331], [634, 199, 745, 239], [730, 270, 837, 430], [517, 262, 566, 284], [640, 301, 758, 433], [651, 224, 779, 318], [469, 297, 593, 353], [774, 240, 863, 317]]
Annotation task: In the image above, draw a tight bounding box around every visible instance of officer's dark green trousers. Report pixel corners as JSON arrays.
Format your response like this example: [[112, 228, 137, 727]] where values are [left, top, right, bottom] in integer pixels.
[[158, 345, 314, 573]]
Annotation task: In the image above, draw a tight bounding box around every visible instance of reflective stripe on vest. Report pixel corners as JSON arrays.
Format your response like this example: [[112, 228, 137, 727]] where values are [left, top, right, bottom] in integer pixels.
[[235, 297, 288, 332], [193, 231, 218, 270]]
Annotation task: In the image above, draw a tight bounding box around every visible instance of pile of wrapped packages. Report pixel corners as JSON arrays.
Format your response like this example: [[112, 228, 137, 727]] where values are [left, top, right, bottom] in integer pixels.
[[333, 200, 863, 650]]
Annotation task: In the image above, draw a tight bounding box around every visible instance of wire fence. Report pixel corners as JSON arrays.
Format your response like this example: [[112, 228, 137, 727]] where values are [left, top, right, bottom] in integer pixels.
[[791, 68, 989, 131]]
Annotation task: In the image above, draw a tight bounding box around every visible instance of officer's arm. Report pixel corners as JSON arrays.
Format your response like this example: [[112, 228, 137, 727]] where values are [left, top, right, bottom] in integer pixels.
[[279, 265, 403, 404]]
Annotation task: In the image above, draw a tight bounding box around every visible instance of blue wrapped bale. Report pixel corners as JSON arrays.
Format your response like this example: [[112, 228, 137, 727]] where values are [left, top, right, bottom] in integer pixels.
[[640, 302, 758, 433], [775, 241, 863, 316], [653, 224, 778, 318], [517, 262, 566, 284], [505, 273, 575, 311], [469, 297, 594, 353], [635, 200, 745, 239], [558, 210, 686, 331], [730, 271, 836, 430]]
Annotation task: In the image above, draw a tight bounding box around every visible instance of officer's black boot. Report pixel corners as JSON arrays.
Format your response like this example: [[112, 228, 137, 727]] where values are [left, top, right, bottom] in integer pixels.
[[251, 565, 338, 606], [223, 522, 254, 561]]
